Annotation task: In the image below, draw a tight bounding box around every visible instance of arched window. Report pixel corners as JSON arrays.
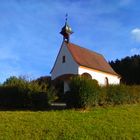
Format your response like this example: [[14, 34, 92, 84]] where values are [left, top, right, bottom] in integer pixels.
[[81, 73, 92, 79], [105, 77, 109, 86]]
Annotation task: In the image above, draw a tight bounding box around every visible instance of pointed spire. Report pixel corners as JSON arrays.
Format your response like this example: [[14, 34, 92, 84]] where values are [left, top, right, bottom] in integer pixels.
[[60, 14, 73, 43]]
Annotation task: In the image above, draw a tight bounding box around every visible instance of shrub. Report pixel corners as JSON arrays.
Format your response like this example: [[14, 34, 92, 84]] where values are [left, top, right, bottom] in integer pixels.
[[0, 85, 30, 108], [3, 76, 28, 87], [35, 76, 52, 88], [127, 85, 140, 103], [52, 79, 64, 101], [1, 76, 31, 108], [28, 82, 49, 108], [47, 86, 57, 103], [30, 92, 49, 108], [98, 87, 108, 106], [1, 76, 140, 109], [99, 84, 140, 106], [0, 76, 56, 109], [105, 84, 132, 105], [66, 76, 100, 108]]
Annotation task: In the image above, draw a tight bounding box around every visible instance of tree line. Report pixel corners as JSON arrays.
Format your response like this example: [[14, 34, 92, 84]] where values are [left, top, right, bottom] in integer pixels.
[[110, 55, 140, 85]]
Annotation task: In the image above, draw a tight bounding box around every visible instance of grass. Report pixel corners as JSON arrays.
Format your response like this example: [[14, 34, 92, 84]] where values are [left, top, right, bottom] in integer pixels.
[[0, 104, 140, 140]]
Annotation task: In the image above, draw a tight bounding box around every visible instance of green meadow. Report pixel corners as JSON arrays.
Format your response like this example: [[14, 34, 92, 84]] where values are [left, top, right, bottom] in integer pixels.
[[0, 104, 140, 140]]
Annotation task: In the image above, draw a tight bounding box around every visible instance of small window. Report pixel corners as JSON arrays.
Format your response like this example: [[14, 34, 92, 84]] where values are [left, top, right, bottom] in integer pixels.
[[62, 56, 66, 63]]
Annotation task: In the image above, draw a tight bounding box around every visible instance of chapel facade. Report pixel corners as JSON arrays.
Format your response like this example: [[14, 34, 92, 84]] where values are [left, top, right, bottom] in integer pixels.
[[51, 17, 120, 92]]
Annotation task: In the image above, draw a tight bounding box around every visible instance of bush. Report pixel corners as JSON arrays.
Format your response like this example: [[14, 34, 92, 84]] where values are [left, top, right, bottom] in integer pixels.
[[65, 77, 140, 108], [47, 86, 57, 103], [30, 92, 49, 108], [127, 85, 140, 103], [105, 85, 129, 105], [1, 76, 140, 109], [3, 76, 28, 87], [27, 82, 48, 108], [0, 85, 30, 108], [98, 87, 108, 106], [99, 85, 140, 105], [0, 76, 57, 109], [52, 79, 64, 101], [65, 76, 100, 108]]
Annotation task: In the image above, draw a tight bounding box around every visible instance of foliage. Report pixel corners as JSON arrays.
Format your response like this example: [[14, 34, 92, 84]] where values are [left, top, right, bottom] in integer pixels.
[[34, 76, 52, 88], [52, 79, 64, 101], [105, 85, 129, 105], [64, 76, 140, 108], [3, 76, 28, 87], [0, 85, 30, 108], [0, 104, 140, 139], [65, 76, 100, 108], [98, 87, 108, 106], [99, 85, 140, 106], [0, 76, 57, 109], [47, 86, 57, 103], [1, 75, 140, 110], [27, 81, 49, 108], [110, 55, 140, 85], [126, 85, 140, 103]]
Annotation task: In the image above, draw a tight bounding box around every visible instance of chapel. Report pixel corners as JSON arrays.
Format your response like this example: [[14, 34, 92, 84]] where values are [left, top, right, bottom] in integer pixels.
[[51, 17, 120, 92]]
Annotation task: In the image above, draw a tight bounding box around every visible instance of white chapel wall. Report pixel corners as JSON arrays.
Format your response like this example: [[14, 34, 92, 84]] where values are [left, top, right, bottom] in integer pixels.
[[51, 43, 79, 80], [78, 66, 120, 85]]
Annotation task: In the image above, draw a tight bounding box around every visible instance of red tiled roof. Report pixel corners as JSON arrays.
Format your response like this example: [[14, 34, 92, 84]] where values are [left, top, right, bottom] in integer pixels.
[[66, 42, 118, 76]]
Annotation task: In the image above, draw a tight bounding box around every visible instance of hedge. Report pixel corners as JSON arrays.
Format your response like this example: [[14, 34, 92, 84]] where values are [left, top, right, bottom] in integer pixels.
[[65, 76, 140, 109], [0, 76, 56, 109], [65, 76, 100, 108]]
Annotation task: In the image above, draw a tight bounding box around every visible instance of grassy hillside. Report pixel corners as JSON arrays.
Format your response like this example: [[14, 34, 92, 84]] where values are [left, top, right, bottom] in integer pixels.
[[0, 104, 140, 140]]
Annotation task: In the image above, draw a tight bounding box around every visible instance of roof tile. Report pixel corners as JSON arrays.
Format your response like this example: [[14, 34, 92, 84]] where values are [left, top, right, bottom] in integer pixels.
[[66, 42, 118, 76]]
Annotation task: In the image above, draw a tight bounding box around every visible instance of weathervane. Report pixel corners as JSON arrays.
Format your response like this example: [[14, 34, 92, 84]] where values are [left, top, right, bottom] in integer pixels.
[[65, 13, 68, 23]]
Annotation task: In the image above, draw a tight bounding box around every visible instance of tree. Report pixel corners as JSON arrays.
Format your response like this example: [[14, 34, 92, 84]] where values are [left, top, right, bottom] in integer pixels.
[[110, 55, 140, 85]]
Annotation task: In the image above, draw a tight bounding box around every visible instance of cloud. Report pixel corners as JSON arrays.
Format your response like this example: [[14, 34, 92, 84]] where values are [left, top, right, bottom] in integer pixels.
[[130, 48, 140, 55], [131, 28, 140, 42]]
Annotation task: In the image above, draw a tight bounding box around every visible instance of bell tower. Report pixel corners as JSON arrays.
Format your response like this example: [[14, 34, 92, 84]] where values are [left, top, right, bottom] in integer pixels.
[[60, 14, 73, 43]]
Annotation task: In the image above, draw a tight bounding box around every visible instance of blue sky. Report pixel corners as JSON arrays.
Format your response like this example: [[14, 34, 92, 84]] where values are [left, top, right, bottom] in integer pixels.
[[0, 0, 140, 82]]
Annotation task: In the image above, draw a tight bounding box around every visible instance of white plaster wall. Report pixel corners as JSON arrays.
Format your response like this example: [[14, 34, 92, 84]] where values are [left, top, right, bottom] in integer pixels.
[[78, 67, 120, 85], [51, 42, 79, 80]]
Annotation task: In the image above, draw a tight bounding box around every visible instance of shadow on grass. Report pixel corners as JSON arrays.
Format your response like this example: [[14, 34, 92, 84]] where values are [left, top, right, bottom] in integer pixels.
[[0, 102, 67, 111]]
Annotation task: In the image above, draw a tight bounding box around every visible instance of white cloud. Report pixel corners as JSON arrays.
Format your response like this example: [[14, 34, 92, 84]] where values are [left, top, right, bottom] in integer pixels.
[[131, 28, 140, 42], [130, 48, 140, 55]]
